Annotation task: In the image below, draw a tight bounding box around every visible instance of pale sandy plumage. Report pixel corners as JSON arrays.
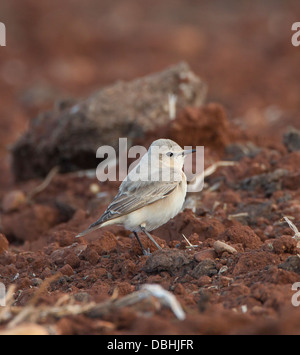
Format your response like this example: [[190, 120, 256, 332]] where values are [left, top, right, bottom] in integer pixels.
[[76, 139, 194, 255]]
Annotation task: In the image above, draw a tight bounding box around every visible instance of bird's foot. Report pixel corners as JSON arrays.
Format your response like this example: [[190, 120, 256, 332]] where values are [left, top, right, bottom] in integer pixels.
[[141, 228, 162, 251], [142, 248, 151, 256]]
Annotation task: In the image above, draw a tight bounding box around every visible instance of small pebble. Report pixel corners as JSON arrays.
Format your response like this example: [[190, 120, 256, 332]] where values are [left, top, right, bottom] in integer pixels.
[[213, 240, 237, 255]]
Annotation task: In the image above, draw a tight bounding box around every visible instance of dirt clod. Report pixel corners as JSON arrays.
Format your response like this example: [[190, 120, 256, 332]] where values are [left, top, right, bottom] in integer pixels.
[[142, 249, 192, 274], [194, 248, 217, 262], [0, 234, 9, 254], [221, 225, 262, 250], [272, 236, 298, 254]]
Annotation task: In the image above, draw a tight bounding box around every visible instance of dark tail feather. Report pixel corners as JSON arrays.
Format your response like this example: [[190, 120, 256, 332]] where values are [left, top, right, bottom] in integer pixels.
[[75, 223, 102, 238]]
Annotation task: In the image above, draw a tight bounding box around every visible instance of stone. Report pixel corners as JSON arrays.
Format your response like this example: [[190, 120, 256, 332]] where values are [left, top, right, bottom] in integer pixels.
[[191, 259, 217, 278], [2, 190, 27, 212], [12, 63, 207, 181], [194, 248, 217, 262], [213, 240, 237, 255], [143, 249, 192, 274]]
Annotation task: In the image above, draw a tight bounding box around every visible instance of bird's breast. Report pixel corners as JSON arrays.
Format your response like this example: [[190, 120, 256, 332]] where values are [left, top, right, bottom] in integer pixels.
[[124, 180, 187, 232]]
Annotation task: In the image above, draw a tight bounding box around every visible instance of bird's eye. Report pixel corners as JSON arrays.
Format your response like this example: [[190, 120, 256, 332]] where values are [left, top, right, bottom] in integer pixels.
[[166, 152, 173, 157]]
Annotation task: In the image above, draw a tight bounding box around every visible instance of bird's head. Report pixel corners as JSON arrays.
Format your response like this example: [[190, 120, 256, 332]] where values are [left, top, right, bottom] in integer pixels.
[[148, 139, 195, 170]]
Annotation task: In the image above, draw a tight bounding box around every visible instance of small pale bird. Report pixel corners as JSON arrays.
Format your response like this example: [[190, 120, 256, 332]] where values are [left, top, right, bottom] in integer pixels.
[[76, 139, 195, 255]]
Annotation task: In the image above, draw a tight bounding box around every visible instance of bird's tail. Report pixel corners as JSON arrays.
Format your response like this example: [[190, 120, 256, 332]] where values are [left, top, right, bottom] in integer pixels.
[[75, 223, 102, 238]]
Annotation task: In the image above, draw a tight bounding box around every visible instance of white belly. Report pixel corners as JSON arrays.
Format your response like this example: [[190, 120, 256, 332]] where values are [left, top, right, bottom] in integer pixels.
[[123, 181, 187, 232]]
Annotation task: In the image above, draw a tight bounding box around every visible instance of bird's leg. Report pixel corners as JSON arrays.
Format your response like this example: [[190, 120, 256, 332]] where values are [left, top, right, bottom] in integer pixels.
[[133, 231, 151, 256], [140, 227, 162, 251]]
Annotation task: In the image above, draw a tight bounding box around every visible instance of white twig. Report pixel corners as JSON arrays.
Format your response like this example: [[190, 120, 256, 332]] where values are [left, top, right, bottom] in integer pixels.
[[203, 161, 236, 178], [228, 212, 249, 220], [27, 166, 59, 200], [182, 234, 198, 249], [188, 161, 236, 193], [182, 234, 193, 247], [1, 283, 186, 327], [141, 284, 186, 320], [283, 216, 300, 240]]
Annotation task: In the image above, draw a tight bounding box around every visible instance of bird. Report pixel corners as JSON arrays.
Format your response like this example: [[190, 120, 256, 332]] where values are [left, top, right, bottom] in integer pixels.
[[76, 138, 195, 255]]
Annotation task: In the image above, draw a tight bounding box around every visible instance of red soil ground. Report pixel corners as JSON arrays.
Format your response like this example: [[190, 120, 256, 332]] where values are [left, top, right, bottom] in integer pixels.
[[1, 0, 300, 334]]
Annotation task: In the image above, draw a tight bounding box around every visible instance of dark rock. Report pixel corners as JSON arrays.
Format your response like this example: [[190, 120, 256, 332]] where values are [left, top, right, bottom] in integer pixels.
[[283, 127, 300, 152], [240, 169, 288, 196], [12, 63, 207, 181], [142, 249, 192, 274], [234, 201, 273, 225], [225, 142, 261, 161], [279, 256, 300, 274], [191, 259, 217, 278]]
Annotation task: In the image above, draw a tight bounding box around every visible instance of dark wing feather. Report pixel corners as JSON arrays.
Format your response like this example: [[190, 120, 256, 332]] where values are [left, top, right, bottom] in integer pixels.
[[89, 179, 178, 228]]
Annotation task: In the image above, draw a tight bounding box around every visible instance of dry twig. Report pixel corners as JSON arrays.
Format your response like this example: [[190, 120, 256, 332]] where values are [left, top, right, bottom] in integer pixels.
[[282, 216, 300, 241], [27, 166, 60, 201], [0, 281, 185, 332], [188, 161, 235, 192]]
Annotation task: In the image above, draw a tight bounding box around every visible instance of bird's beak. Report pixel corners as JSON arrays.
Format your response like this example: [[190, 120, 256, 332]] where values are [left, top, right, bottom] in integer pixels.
[[183, 149, 196, 157]]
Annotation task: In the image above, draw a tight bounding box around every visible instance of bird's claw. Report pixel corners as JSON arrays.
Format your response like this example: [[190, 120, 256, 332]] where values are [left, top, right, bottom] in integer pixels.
[[143, 248, 151, 256]]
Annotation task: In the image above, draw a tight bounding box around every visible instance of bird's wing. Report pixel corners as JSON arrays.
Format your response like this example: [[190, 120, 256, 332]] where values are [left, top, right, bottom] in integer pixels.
[[89, 179, 179, 228]]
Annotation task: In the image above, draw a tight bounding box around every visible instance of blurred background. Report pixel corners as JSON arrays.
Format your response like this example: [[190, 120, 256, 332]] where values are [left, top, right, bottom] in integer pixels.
[[0, 0, 300, 191]]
